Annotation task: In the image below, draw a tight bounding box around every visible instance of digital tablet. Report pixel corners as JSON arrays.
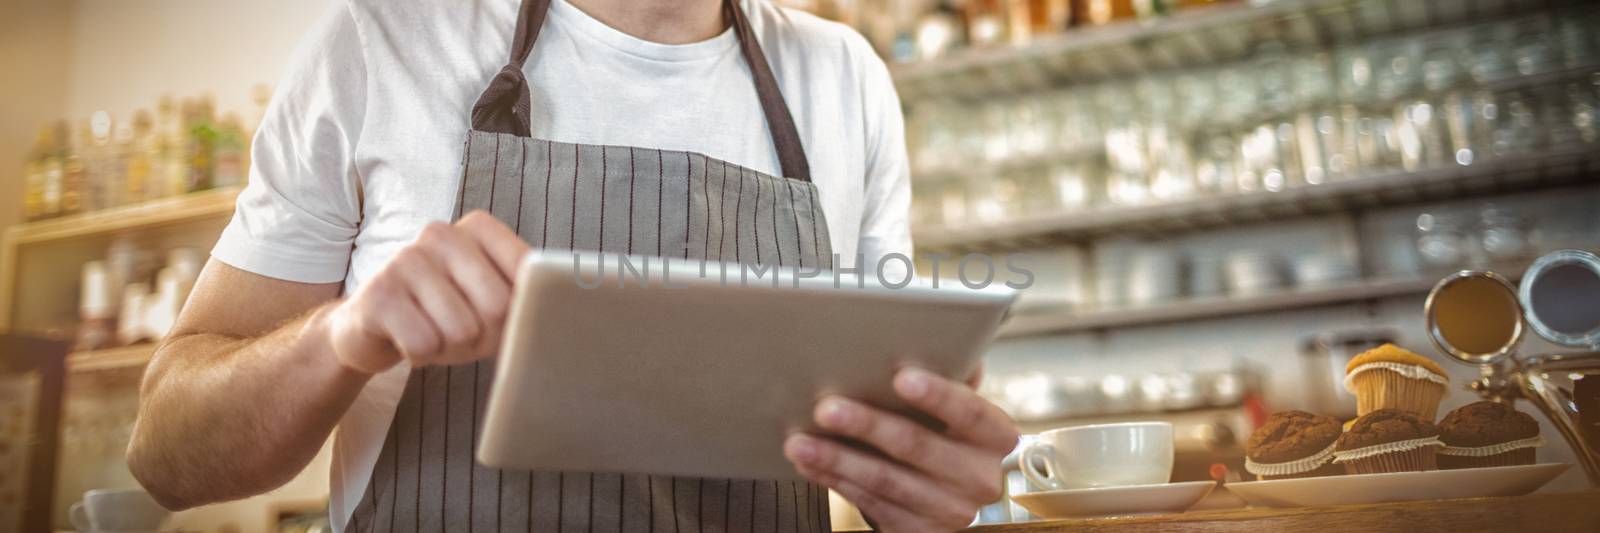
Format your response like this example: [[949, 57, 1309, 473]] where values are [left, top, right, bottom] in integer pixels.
[[477, 251, 1016, 481]]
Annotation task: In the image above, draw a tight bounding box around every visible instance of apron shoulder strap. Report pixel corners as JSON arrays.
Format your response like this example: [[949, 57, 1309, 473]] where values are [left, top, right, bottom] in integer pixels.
[[470, 0, 550, 138], [471, 0, 812, 182], [724, 0, 811, 182]]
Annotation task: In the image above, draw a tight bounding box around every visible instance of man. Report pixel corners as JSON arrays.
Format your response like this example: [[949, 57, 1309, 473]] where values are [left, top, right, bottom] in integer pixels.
[[127, 0, 1019, 531]]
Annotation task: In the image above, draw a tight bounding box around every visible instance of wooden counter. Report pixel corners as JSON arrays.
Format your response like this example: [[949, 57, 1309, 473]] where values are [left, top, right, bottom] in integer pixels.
[[965, 491, 1600, 533]]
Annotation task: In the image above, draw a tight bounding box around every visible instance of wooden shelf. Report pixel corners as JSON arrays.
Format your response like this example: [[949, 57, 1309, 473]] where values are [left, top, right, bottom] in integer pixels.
[[914, 144, 1600, 251], [6, 186, 242, 247], [66, 343, 156, 373], [890, 0, 1576, 101], [998, 264, 1528, 338]]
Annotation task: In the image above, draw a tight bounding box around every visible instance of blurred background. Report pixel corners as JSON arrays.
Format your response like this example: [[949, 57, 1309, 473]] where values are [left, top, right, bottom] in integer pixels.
[[2, 0, 1597, 531]]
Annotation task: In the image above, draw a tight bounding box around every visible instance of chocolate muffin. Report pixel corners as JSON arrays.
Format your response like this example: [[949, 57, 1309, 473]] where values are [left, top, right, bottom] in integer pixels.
[[1333, 409, 1443, 475], [1245, 411, 1343, 480], [1437, 401, 1543, 469]]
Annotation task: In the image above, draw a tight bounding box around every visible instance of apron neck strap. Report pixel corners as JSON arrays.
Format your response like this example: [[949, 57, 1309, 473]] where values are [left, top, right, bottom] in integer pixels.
[[471, 0, 812, 182]]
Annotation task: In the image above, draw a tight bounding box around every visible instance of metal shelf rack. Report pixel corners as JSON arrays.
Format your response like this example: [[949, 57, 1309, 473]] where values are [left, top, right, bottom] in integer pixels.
[[997, 262, 1531, 337], [890, 0, 1585, 101], [914, 144, 1600, 251]]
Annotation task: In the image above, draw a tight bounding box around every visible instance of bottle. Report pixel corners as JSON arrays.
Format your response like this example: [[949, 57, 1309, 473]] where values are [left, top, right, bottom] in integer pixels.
[[1028, 0, 1071, 35], [42, 121, 68, 218], [913, 1, 963, 61], [122, 114, 150, 205], [22, 127, 51, 221], [1073, 0, 1133, 26], [157, 95, 187, 197], [1005, 0, 1033, 45], [965, 0, 1008, 47], [212, 113, 247, 188], [77, 260, 119, 352], [186, 97, 216, 192], [61, 120, 89, 216], [1132, 0, 1174, 19], [89, 110, 123, 209]]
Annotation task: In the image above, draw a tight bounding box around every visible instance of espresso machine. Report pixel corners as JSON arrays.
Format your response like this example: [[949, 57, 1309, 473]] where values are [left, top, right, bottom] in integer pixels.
[[1425, 249, 1600, 487]]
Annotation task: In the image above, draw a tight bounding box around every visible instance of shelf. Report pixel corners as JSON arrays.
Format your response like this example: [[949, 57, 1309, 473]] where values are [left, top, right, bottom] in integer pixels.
[[66, 343, 156, 373], [997, 264, 1528, 338], [910, 59, 1600, 185], [890, 0, 1580, 101], [7, 186, 243, 247], [913, 144, 1600, 251]]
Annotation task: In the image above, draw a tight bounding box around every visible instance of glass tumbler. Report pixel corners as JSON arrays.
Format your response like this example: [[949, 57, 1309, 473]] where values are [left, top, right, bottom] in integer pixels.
[[1416, 212, 1473, 270]]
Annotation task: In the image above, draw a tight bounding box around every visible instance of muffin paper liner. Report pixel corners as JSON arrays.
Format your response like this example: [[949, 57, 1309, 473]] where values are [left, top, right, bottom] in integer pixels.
[[1349, 368, 1447, 418], [1246, 441, 1337, 477], [1333, 436, 1443, 463], [1257, 463, 1344, 480], [1340, 445, 1439, 475], [1438, 435, 1544, 457], [1343, 362, 1449, 392], [1439, 447, 1537, 469]]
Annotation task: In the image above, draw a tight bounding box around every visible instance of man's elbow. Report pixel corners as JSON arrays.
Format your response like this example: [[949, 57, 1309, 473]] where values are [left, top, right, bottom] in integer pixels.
[[125, 437, 198, 511], [126, 422, 302, 511]]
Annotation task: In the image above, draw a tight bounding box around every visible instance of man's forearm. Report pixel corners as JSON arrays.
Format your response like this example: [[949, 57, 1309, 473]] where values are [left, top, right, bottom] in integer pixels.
[[128, 302, 371, 510]]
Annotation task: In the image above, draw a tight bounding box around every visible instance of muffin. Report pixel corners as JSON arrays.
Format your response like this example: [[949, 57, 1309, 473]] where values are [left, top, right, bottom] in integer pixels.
[[1344, 344, 1449, 419], [1333, 409, 1443, 475], [1245, 411, 1343, 480], [1437, 401, 1544, 469]]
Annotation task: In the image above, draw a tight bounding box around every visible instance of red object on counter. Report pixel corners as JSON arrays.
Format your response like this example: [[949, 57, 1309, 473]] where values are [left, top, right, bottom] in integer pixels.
[[1209, 463, 1229, 482]]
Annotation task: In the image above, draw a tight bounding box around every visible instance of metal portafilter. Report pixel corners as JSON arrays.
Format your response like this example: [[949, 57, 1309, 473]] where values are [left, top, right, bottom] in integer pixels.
[[1424, 249, 1600, 487]]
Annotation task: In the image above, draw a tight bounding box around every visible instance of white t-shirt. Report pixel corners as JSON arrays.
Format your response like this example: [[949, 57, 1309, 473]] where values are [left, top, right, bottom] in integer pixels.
[[210, 0, 910, 528]]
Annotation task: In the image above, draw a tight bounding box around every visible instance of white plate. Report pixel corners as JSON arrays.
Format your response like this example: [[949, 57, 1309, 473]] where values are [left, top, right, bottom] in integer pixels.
[[1228, 463, 1571, 508], [1010, 481, 1216, 519]]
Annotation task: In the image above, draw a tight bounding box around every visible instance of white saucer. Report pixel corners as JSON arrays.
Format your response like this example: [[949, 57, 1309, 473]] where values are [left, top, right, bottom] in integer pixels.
[[1227, 463, 1570, 508], [1010, 481, 1216, 519]]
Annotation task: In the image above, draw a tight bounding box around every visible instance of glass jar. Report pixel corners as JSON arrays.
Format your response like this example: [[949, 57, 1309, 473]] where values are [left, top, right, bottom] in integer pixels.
[[1103, 127, 1150, 205], [1556, 14, 1597, 68], [967, 172, 1010, 224], [911, 178, 950, 229], [1049, 88, 1099, 156], [979, 101, 1013, 163], [1570, 81, 1599, 144], [1193, 133, 1239, 195], [1466, 25, 1511, 84], [1008, 97, 1053, 160], [1491, 89, 1543, 156], [1010, 167, 1061, 217], [1396, 99, 1448, 171], [1538, 84, 1581, 148], [1373, 38, 1422, 105], [1147, 124, 1195, 201], [1480, 205, 1535, 262], [1508, 16, 1556, 77], [1049, 161, 1097, 211], [1174, 71, 1217, 134], [1416, 212, 1473, 270]]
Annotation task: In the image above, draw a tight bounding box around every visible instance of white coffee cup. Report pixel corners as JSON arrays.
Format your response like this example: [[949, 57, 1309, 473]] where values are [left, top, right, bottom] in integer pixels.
[[69, 488, 170, 532], [1017, 422, 1174, 491]]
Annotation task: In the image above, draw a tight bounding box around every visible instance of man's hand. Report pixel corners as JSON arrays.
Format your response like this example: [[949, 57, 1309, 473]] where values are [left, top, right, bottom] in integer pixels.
[[783, 367, 1019, 532], [328, 210, 530, 374]]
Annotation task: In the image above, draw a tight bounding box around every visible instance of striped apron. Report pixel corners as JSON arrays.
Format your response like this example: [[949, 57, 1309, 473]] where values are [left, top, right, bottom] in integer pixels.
[[343, 0, 835, 531]]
